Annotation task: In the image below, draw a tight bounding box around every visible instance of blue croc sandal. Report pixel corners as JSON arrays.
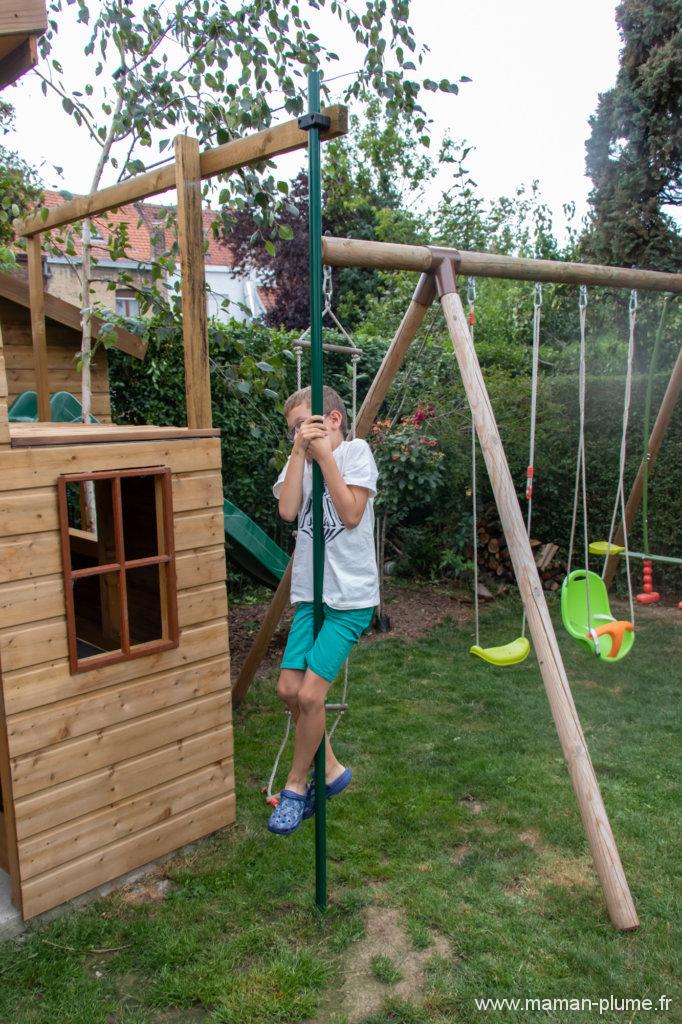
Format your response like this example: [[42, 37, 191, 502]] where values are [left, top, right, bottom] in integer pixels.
[[268, 790, 306, 835], [303, 768, 352, 820]]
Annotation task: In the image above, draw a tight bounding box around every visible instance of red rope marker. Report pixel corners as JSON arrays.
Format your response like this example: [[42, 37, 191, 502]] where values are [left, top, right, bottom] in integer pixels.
[[525, 465, 534, 501], [636, 559, 660, 604]]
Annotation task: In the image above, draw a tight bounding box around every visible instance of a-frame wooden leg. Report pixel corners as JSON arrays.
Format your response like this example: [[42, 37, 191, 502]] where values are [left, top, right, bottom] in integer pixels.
[[437, 265, 639, 931], [231, 273, 437, 708]]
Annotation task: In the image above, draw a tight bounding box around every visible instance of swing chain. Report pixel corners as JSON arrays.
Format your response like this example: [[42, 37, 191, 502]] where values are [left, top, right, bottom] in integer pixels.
[[534, 282, 543, 308], [467, 276, 476, 307], [323, 262, 334, 313], [629, 289, 638, 313], [579, 284, 588, 309]]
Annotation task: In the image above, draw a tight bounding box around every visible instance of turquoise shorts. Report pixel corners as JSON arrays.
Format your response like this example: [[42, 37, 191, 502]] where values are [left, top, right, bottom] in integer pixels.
[[281, 602, 374, 683]]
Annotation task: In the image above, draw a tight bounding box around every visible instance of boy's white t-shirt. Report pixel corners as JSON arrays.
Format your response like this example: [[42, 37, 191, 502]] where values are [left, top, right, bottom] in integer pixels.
[[273, 438, 380, 610]]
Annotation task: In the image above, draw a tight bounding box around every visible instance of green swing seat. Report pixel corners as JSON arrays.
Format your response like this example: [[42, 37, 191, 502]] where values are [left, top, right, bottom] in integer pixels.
[[561, 570, 635, 662], [469, 636, 530, 667]]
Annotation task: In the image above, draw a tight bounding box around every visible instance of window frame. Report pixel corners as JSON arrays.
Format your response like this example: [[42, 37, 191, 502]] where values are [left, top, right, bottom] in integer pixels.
[[58, 466, 179, 674]]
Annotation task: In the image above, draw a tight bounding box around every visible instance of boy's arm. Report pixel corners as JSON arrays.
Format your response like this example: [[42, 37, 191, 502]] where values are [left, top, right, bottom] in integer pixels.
[[316, 450, 370, 529], [277, 417, 328, 521], [277, 448, 306, 522]]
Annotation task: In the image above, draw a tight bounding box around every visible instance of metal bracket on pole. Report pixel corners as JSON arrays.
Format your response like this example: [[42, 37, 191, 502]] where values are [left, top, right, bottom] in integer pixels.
[[298, 112, 331, 132], [433, 251, 461, 298]]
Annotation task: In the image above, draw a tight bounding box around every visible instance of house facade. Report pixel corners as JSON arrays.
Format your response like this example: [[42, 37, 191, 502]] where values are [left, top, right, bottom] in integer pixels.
[[26, 192, 272, 324]]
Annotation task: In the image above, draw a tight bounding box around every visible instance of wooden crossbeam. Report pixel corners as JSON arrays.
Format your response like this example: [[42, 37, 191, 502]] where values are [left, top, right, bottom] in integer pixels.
[[323, 237, 682, 293], [20, 107, 348, 237]]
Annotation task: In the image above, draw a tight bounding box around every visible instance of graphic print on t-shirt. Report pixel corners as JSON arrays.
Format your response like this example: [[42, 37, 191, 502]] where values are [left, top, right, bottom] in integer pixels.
[[299, 483, 346, 544]]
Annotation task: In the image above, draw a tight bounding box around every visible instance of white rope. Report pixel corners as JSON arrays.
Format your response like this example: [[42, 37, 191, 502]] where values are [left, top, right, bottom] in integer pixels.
[[521, 283, 542, 638], [567, 286, 595, 649], [602, 291, 637, 625], [328, 659, 350, 741], [348, 352, 358, 440], [266, 659, 351, 801], [467, 278, 480, 648], [295, 342, 303, 390], [267, 711, 292, 801]]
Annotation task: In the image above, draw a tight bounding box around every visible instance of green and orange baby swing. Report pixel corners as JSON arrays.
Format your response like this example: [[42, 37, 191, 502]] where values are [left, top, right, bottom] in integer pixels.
[[560, 286, 637, 662]]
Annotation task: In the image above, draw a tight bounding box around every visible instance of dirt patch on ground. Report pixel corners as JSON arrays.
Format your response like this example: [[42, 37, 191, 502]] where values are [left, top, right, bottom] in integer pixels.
[[572, 679, 623, 695], [229, 582, 470, 682], [310, 903, 450, 1024], [451, 842, 472, 865], [506, 830, 594, 899], [365, 583, 470, 644], [119, 867, 173, 907], [459, 794, 485, 816]]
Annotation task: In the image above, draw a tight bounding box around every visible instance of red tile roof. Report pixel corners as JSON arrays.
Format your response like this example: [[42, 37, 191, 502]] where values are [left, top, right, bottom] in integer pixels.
[[40, 191, 236, 268], [257, 286, 278, 313]]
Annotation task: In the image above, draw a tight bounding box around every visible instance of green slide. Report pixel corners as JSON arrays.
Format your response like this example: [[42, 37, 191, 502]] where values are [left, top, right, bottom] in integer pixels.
[[8, 390, 289, 589], [8, 389, 98, 423], [223, 498, 289, 589]]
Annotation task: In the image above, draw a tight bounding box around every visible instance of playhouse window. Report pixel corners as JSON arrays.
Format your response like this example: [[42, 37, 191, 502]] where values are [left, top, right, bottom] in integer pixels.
[[58, 467, 179, 673]]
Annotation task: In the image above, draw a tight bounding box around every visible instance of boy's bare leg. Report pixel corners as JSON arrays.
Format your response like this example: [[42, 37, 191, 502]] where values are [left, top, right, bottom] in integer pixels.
[[283, 669, 344, 795], [276, 669, 343, 785]]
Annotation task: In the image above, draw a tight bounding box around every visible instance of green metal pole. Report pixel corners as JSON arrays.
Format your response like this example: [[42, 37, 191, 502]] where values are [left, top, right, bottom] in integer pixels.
[[306, 69, 327, 912]]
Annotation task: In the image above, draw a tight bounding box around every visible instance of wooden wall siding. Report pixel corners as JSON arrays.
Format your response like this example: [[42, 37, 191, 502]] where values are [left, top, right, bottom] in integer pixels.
[[0, 298, 112, 421], [0, 436, 234, 919]]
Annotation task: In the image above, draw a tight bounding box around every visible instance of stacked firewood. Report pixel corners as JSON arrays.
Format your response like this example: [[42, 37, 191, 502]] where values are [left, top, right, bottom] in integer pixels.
[[471, 508, 566, 597]]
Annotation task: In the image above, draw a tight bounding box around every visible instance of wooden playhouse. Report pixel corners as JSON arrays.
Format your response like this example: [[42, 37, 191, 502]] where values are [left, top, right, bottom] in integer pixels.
[[0, 110, 346, 921], [0, 285, 233, 921]]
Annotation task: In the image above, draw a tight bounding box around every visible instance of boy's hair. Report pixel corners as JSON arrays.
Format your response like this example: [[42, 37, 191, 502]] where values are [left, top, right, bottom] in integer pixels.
[[284, 385, 348, 435]]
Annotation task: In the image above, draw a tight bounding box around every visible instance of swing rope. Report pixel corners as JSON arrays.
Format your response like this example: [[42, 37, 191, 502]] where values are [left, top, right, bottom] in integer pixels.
[[468, 277, 537, 663], [521, 283, 542, 639], [294, 264, 362, 394], [566, 286, 594, 643], [468, 278, 480, 648], [601, 291, 637, 625]]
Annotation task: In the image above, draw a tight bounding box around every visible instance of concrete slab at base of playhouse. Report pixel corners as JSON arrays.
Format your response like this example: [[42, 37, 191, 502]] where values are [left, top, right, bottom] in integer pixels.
[[0, 837, 206, 942]]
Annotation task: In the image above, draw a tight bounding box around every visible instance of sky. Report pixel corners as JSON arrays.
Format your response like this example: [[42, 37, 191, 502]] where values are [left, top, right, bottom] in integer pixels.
[[4, 0, 623, 239]]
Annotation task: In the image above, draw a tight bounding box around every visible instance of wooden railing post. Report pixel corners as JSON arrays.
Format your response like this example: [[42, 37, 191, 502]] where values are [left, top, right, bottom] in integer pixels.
[[175, 135, 211, 429], [26, 234, 51, 422], [0, 323, 9, 447]]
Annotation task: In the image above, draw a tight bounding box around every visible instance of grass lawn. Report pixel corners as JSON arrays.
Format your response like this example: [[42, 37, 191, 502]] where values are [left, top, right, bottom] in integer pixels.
[[0, 597, 679, 1023]]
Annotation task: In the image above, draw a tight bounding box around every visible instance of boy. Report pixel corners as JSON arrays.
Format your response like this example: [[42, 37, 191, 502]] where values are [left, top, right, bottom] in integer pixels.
[[268, 385, 379, 835]]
